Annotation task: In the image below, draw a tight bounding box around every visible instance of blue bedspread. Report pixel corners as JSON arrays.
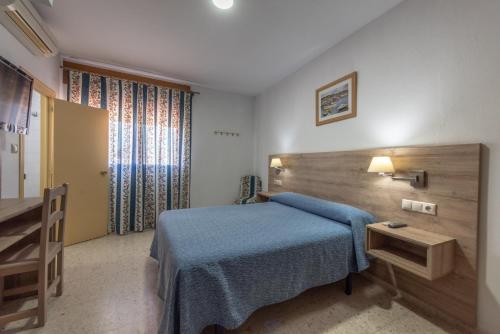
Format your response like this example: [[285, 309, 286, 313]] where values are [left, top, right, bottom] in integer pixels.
[[151, 193, 375, 334]]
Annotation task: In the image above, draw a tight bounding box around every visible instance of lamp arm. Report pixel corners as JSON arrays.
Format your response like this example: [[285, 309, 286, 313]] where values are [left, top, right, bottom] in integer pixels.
[[392, 175, 417, 181], [391, 170, 426, 188]]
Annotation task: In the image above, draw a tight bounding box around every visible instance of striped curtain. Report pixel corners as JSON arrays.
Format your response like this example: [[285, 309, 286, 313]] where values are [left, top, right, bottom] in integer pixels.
[[67, 70, 192, 234]]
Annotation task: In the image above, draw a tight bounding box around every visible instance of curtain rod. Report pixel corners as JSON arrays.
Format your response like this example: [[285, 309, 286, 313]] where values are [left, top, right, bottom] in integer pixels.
[[61, 61, 200, 95]]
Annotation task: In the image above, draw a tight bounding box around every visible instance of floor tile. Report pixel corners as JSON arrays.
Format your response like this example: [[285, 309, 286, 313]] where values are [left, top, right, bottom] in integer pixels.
[[2, 231, 463, 334]]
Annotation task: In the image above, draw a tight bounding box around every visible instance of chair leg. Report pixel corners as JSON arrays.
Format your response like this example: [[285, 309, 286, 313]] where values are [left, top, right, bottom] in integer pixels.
[[0, 276, 4, 307], [56, 250, 64, 296], [37, 265, 48, 327]]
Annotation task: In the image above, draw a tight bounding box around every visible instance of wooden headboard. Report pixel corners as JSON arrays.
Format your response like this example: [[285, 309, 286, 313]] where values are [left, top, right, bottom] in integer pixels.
[[268, 144, 481, 327]]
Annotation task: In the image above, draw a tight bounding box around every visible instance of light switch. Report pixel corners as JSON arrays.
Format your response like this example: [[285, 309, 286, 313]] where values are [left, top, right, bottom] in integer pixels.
[[273, 179, 283, 186], [411, 201, 423, 212], [402, 199, 412, 210], [402, 199, 437, 216]]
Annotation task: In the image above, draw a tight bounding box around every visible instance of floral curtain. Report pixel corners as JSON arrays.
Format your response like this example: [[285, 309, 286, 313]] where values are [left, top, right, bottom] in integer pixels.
[[67, 70, 192, 234]]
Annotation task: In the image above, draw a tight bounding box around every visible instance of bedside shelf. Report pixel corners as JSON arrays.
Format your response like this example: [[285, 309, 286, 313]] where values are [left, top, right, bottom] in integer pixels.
[[366, 223, 456, 280]]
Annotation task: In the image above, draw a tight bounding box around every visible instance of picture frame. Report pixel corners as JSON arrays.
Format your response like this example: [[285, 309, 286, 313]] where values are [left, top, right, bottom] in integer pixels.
[[316, 71, 357, 126]]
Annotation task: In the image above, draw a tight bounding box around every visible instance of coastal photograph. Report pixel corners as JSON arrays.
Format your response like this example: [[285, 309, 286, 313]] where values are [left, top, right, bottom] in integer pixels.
[[320, 83, 349, 117], [316, 72, 357, 126]]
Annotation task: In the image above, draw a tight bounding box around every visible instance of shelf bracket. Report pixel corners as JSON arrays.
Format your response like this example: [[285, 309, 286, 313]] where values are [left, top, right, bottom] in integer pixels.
[[386, 262, 402, 299]]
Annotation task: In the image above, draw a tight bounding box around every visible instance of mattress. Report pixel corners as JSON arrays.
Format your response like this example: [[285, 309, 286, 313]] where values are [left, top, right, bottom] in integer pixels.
[[150, 192, 375, 334]]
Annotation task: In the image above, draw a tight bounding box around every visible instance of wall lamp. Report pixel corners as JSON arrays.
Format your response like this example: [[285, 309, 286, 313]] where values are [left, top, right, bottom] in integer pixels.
[[368, 156, 426, 188], [270, 158, 284, 175]]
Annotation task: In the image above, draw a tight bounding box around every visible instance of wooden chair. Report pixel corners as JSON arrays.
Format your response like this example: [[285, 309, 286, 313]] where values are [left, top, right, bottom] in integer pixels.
[[234, 175, 262, 204], [0, 184, 69, 327]]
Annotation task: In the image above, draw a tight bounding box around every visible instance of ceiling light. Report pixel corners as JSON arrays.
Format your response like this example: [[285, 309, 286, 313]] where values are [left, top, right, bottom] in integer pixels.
[[212, 0, 234, 10]]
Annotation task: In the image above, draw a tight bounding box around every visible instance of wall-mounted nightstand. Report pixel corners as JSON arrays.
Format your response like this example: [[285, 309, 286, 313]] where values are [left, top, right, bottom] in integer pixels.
[[366, 222, 456, 297], [366, 222, 456, 280], [256, 192, 279, 202]]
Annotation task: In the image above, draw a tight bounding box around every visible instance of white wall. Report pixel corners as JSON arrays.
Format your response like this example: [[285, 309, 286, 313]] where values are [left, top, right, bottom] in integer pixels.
[[24, 91, 41, 198], [0, 91, 40, 199], [0, 24, 60, 93], [253, 0, 500, 332], [0, 131, 19, 198], [0, 22, 60, 198], [191, 86, 255, 207]]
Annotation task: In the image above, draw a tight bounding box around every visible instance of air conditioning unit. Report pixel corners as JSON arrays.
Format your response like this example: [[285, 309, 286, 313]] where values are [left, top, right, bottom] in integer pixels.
[[0, 0, 58, 57]]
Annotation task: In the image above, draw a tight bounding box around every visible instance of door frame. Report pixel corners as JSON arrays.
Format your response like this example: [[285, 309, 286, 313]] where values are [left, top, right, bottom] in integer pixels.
[[17, 71, 56, 199]]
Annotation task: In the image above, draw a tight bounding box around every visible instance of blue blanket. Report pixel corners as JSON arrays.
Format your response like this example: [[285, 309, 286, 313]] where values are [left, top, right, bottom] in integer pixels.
[[151, 193, 375, 334]]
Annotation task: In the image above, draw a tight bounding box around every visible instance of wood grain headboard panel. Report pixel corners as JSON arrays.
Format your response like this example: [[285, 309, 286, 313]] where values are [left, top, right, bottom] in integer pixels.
[[268, 144, 481, 327]]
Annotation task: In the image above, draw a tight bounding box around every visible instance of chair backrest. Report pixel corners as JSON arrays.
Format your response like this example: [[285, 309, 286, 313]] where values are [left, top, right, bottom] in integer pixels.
[[238, 175, 262, 202], [40, 184, 69, 264]]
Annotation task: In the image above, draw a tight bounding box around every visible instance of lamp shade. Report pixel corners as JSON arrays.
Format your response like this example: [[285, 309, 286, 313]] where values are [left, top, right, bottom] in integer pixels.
[[367, 156, 395, 173], [270, 158, 283, 168]]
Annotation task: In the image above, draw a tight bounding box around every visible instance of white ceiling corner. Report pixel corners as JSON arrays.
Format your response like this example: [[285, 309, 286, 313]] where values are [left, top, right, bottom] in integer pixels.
[[31, 0, 53, 7], [33, 0, 404, 96]]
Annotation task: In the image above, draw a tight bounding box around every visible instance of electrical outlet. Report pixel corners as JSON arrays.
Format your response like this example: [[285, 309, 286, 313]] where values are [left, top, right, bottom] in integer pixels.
[[273, 179, 283, 186], [422, 202, 437, 215], [402, 199, 437, 216]]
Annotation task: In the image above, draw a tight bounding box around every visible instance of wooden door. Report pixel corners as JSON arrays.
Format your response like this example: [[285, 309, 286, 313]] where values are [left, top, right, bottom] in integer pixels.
[[52, 99, 108, 246]]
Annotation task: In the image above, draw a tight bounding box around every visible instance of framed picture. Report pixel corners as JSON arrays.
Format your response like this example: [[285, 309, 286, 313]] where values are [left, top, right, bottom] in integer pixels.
[[316, 71, 357, 126]]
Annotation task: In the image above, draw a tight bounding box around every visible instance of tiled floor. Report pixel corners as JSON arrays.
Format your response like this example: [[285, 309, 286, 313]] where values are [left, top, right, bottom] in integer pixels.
[[3, 231, 464, 334]]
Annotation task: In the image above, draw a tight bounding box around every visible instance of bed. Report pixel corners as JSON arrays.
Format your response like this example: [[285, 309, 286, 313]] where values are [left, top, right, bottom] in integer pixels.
[[150, 192, 375, 334]]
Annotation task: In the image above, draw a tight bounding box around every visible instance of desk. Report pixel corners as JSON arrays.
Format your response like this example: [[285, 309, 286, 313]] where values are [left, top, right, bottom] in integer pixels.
[[0, 198, 43, 253], [0, 198, 43, 300], [0, 198, 43, 223]]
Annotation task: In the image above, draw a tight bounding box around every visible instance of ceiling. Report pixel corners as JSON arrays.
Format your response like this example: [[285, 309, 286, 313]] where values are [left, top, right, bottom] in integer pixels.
[[34, 0, 404, 96]]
